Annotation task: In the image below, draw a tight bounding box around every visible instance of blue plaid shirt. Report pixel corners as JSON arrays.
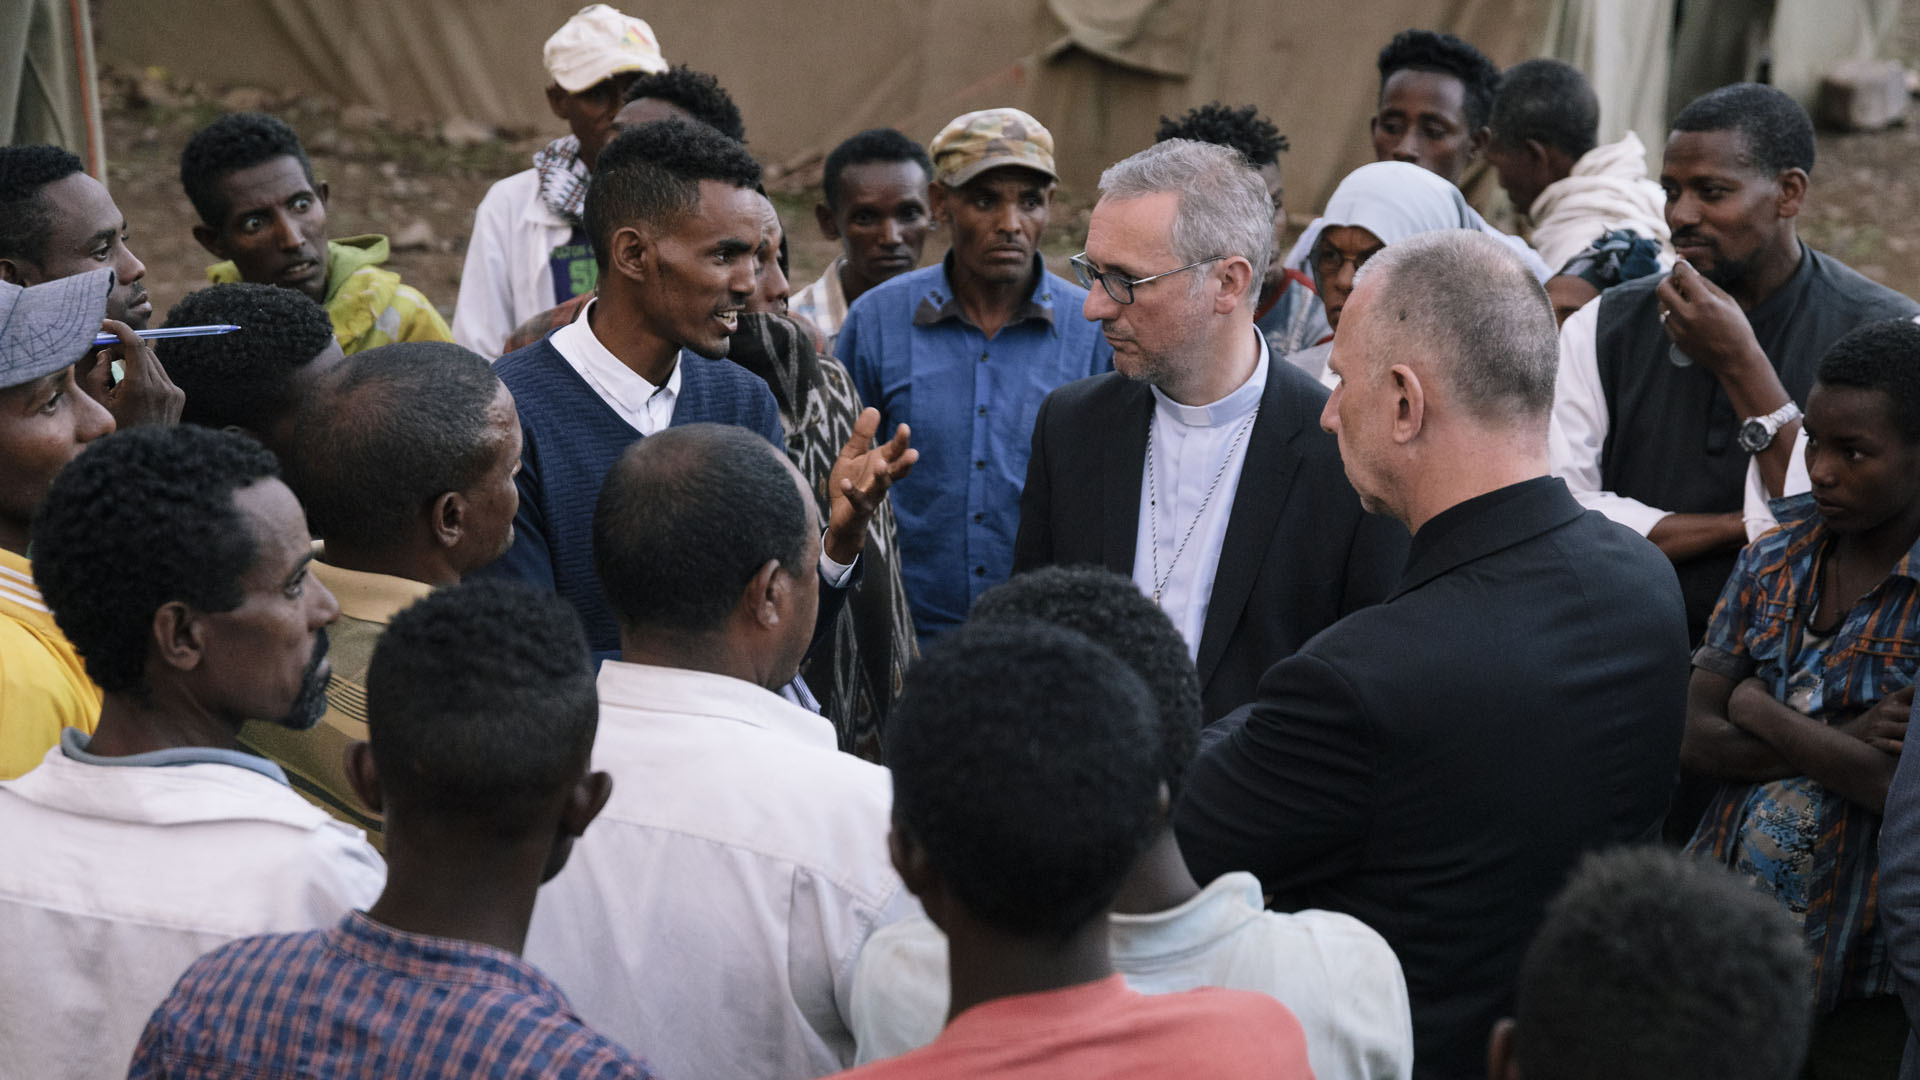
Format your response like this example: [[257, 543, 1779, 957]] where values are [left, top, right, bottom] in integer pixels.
[[837, 256, 1112, 645], [1688, 494, 1920, 1009], [129, 911, 656, 1078]]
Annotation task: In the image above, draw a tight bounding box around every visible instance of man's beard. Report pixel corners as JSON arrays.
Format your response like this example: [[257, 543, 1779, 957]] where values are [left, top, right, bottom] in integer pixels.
[[274, 628, 331, 731]]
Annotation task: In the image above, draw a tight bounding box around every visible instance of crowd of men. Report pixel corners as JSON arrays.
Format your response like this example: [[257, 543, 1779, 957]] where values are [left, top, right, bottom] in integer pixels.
[[1, 4, 1919, 1078]]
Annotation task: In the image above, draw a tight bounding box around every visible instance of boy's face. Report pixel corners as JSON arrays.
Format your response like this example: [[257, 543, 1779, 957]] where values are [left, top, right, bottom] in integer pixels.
[[197, 156, 331, 303], [1804, 383, 1920, 536]]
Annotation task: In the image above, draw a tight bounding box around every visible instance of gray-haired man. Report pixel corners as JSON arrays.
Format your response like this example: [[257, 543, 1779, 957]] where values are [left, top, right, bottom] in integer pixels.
[[1175, 230, 1689, 1080], [1013, 138, 1407, 722]]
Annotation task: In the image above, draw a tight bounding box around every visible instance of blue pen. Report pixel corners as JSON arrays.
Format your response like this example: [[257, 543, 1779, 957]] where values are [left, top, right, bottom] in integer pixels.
[[93, 323, 242, 347]]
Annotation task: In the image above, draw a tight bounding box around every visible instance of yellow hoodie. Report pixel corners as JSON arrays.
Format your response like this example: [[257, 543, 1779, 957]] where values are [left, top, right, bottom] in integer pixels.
[[208, 234, 452, 355]]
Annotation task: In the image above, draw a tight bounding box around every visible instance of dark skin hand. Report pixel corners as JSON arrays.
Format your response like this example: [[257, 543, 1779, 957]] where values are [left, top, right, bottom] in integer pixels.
[[1683, 670, 1909, 814], [75, 318, 183, 428], [823, 406, 917, 564], [1646, 261, 1798, 560]]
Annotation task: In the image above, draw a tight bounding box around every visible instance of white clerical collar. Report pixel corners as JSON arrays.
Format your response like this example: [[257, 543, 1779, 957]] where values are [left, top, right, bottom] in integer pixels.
[[1149, 330, 1269, 428], [552, 298, 685, 413]]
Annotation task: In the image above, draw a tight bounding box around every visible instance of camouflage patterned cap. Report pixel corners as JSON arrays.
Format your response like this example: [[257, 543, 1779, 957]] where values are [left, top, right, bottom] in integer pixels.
[[929, 108, 1058, 188]]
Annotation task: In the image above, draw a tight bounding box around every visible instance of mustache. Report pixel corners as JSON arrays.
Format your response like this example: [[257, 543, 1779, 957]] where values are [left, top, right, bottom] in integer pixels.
[[1670, 229, 1717, 250]]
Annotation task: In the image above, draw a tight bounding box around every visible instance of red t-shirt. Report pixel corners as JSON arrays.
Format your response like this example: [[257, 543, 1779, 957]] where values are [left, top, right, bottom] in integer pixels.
[[830, 973, 1312, 1079]]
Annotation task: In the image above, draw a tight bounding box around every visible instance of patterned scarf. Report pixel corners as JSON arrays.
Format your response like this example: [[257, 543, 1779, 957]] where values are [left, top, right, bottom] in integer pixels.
[[533, 135, 591, 225]]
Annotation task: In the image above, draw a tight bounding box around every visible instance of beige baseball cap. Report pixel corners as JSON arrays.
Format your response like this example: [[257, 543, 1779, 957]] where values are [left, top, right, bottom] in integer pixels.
[[928, 108, 1058, 188], [543, 5, 668, 93]]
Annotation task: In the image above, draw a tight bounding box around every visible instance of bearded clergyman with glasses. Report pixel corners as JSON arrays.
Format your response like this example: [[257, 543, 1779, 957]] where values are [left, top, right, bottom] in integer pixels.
[[1013, 139, 1409, 724]]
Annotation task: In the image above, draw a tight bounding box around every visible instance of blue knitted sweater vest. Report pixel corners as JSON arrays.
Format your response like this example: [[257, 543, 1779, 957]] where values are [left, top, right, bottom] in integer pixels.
[[487, 338, 783, 651]]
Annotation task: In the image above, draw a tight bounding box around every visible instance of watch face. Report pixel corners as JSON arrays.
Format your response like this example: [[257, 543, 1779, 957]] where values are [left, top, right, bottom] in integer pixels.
[[1738, 418, 1769, 453]]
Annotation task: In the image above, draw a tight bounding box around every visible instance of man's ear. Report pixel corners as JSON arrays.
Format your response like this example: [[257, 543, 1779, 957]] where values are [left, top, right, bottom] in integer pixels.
[[814, 201, 841, 242], [546, 83, 570, 122], [889, 815, 940, 900], [430, 490, 465, 551], [1468, 126, 1491, 160], [316, 179, 330, 208], [927, 182, 951, 227], [1777, 167, 1809, 221], [561, 770, 614, 838], [151, 601, 207, 675], [608, 224, 650, 283], [0, 256, 32, 285], [1389, 363, 1426, 444], [191, 222, 226, 260], [344, 740, 382, 814], [1487, 1017, 1522, 1080], [1213, 257, 1256, 315], [743, 558, 785, 631]]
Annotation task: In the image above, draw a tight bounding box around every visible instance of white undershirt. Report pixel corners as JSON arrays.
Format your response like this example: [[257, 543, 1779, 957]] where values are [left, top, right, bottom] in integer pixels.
[[550, 298, 683, 436], [1133, 332, 1270, 659]]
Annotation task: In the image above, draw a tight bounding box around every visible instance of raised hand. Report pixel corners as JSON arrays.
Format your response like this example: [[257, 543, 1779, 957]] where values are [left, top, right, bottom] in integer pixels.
[[823, 407, 917, 564]]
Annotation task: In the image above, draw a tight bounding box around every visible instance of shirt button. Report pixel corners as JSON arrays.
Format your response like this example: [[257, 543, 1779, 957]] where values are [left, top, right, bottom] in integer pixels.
[[975, 460, 986, 469], [974, 566, 986, 576], [973, 512, 984, 523], [979, 352, 989, 363], [977, 405, 987, 416]]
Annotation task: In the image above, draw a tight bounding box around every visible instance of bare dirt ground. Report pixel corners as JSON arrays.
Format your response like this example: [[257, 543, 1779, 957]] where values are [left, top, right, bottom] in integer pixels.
[[100, 13, 1920, 327]]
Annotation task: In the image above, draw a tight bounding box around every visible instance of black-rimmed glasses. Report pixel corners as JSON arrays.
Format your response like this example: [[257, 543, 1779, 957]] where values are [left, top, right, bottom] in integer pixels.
[[1070, 253, 1226, 305]]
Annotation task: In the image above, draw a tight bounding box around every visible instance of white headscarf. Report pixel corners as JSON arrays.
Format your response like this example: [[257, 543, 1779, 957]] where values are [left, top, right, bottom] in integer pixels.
[[1285, 161, 1555, 281]]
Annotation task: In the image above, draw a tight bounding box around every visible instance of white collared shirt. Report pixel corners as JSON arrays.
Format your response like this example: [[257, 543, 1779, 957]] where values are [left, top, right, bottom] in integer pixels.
[[548, 298, 684, 436], [1133, 334, 1271, 658], [0, 741, 385, 1080], [524, 661, 914, 1080], [848, 871, 1413, 1080], [1548, 295, 1681, 535], [451, 168, 575, 358]]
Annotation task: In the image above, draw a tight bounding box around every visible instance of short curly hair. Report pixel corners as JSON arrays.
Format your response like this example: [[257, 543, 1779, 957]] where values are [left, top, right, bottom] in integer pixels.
[[1377, 29, 1501, 132], [178, 112, 317, 230], [1154, 103, 1290, 170], [1514, 846, 1812, 1080], [889, 620, 1162, 940], [285, 341, 506, 552], [623, 65, 747, 143], [822, 128, 933, 211], [156, 282, 338, 436], [1489, 59, 1597, 160], [971, 566, 1201, 801], [0, 144, 85, 265], [368, 579, 597, 837], [1671, 82, 1815, 177], [31, 425, 280, 697], [1815, 317, 1920, 444], [582, 118, 763, 273]]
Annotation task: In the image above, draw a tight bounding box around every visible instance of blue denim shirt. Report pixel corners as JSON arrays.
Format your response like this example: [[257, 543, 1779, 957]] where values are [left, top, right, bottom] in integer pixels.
[[837, 257, 1111, 644]]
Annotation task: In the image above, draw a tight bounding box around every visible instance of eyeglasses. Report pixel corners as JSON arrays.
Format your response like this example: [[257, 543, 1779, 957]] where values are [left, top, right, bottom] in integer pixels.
[[1310, 242, 1383, 281], [1070, 253, 1226, 305]]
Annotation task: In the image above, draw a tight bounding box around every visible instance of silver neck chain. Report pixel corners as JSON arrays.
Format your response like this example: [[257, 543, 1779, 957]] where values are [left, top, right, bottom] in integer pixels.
[[1147, 406, 1259, 605]]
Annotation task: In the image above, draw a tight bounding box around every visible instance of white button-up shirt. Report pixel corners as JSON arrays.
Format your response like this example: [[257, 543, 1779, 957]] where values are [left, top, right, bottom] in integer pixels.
[[1548, 296, 1671, 535], [848, 871, 1413, 1080], [549, 299, 683, 436], [1133, 336, 1270, 658], [451, 167, 575, 358], [525, 661, 913, 1080], [0, 738, 385, 1080]]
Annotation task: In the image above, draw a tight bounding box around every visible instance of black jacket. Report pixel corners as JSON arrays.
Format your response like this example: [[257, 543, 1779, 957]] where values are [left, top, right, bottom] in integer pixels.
[[1175, 477, 1689, 1080], [1012, 358, 1408, 720]]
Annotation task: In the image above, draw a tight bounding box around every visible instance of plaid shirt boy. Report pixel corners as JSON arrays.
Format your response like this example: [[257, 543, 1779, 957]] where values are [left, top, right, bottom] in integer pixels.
[[129, 910, 655, 1078], [1688, 493, 1920, 1010]]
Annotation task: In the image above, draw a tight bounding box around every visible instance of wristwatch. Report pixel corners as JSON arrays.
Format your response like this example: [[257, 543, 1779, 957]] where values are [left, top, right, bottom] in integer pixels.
[[1737, 401, 1803, 453]]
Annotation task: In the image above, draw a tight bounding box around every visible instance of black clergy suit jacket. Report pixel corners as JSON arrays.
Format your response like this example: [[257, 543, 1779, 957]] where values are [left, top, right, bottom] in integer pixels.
[[1174, 477, 1690, 1080], [1012, 357, 1409, 721]]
